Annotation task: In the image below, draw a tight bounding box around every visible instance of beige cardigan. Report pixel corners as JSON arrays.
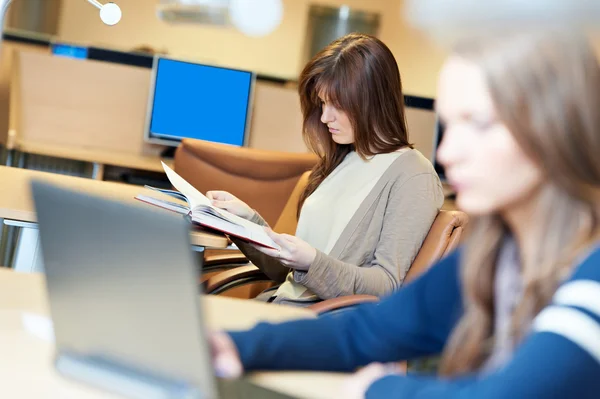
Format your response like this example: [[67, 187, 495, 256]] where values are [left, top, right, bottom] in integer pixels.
[[231, 150, 444, 305]]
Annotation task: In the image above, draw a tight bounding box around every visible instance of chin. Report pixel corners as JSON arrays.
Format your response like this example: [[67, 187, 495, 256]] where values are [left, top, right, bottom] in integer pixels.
[[331, 136, 353, 145], [455, 194, 497, 216]]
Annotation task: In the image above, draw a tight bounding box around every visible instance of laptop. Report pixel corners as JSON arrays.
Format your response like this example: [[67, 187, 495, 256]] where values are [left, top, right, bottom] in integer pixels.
[[31, 180, 294, 399]]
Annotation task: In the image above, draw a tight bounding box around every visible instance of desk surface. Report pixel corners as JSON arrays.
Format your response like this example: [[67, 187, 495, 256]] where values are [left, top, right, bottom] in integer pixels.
[[15, 140, 173, 173], [0, 269, 346, 399], [0, 166, 228, 248]]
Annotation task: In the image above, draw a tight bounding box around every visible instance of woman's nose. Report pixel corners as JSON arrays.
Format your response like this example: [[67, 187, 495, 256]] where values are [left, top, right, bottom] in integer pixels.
[[321, 105, 334, 124]]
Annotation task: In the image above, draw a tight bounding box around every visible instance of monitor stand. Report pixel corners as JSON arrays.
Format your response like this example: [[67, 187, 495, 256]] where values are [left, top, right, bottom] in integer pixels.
[[160, 146, 177, 159]]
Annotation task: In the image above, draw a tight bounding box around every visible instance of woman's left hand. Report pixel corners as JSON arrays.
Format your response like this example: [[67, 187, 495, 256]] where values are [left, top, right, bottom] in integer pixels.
[[250, 228, 317, 271], [342, 363, 403, 399]]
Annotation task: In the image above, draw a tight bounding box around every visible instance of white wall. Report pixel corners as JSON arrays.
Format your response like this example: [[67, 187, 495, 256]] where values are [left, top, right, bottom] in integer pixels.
[[57, 0, 446, 97]]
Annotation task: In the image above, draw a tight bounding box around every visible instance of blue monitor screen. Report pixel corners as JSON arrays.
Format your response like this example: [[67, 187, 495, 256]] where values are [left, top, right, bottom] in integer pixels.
[[148, 58, 253, 147], [52, 43, 88, 59]]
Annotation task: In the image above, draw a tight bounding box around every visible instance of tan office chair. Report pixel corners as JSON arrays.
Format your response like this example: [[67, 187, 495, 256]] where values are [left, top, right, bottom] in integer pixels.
[[308, 210, 469, 314], [174, 139, 317, 226], [174, 139, 316, 272], [203, 210, 469, 309]]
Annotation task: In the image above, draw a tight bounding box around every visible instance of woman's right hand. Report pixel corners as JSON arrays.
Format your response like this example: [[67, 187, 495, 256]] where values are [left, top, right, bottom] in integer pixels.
[[210, 332, 244, 379], [206, 191, 255, 220]]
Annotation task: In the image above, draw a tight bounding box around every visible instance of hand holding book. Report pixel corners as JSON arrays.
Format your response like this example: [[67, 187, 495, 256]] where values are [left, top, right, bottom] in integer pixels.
[[248, 227, 317, 271], [135, 162, 279, 250], [205, 191, 256, 221]]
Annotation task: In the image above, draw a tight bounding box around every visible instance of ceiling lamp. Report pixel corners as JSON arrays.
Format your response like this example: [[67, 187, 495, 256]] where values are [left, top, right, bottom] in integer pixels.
[[0, 0, 121, 27], [229, 0, 283, 37]]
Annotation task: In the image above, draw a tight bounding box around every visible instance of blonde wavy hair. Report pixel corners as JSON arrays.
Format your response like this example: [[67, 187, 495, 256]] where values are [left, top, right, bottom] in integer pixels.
[[439, 30, 600, 375]]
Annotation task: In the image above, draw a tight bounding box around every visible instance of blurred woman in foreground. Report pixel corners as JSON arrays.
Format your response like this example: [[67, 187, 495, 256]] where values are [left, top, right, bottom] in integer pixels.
[[211, 29, 600, 398]]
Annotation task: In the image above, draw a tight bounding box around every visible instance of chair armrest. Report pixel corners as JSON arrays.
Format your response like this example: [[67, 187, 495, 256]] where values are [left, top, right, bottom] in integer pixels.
[[203, 265, 267, 294], [307, 295, 379, 314], [203, 248, 248, 267]]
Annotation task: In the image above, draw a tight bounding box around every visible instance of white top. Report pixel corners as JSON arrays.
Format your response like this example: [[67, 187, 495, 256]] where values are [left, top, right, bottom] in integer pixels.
[[275, 149, 409, 300]]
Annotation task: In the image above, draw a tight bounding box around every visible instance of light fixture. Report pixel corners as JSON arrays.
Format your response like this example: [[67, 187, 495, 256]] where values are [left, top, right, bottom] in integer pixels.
[[0, 0, 121, 33], [0, 0, 121, 56], [87, 0, 122, 26], [157, 0, 283, 37], [229, 0, 283, 37], [156, 0, 229, 26]]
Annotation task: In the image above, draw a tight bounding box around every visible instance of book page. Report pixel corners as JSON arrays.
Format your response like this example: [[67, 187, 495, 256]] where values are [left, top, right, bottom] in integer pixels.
[[191, 212, 279, 249], [162, 162, 256, 228], [161, 162, 212, 209]]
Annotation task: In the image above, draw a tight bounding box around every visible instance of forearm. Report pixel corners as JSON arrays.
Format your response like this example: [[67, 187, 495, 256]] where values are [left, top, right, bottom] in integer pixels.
[[229, 254, 462, 372], [294, 251, 398, 299], [366, 333, 600, 399], [229, 301, 438, 373]]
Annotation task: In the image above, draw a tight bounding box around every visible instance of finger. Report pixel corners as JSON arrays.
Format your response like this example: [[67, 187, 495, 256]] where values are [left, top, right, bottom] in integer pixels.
[[357, 363, 388, 381], [210, 199, 226, 209], [213, 352, 243, 379], [279, 233, 297, 244], [265, 234, 295, 257], [382, 362, 406, 375], [264, 227, 288, 246], [206, 191, 232, 201], [265, 227, 297, 245], [209, 333, 243, 379], [210, 199, 237, 212]]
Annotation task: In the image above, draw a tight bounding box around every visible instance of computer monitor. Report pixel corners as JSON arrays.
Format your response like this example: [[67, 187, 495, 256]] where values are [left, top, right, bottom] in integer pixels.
[[51, 43, 88, 59], [144, 56, 255, 148], [87, 46, 154, 69], [432, 118, 446, 181]]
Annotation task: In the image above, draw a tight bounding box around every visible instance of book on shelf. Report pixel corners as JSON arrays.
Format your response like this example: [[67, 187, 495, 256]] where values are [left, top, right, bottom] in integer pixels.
[[135, 162, 279, 250]]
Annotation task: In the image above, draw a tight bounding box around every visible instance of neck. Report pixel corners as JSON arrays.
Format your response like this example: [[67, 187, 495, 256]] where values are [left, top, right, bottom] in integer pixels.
[[500, 187, 547, 271]]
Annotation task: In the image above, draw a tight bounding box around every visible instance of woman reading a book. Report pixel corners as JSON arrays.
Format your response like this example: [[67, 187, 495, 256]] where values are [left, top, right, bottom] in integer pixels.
[[209, 29, 600, 398], [207, 33, 444, 306]]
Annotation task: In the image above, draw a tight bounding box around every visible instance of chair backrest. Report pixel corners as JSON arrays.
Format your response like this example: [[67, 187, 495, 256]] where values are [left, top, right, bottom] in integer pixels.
[[174, 139, 317, 226], [272, 171, 311, 235], [405, 210, 469, 283]]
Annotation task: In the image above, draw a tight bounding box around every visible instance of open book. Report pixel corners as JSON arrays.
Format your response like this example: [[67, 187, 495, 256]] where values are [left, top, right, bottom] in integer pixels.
[[135, 162, 279, 250]]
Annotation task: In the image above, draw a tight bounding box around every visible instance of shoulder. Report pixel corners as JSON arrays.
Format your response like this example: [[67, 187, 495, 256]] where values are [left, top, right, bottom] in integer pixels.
[[531, 244, 600, 366], [550, 244, 600, 317], [386, 150, 440, 185], [386, 150, 443, 198], [392, 149, 436, 173], [566, 244, 600, 283]]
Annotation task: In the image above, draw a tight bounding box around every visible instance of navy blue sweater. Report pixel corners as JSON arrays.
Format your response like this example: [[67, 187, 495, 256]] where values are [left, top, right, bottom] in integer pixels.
[[229, 247, 600, 398]]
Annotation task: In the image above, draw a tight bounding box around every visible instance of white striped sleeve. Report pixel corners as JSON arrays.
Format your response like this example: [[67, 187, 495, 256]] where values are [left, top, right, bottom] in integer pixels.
[[532, 280, 600, 365], [553, 280, 600, 316]]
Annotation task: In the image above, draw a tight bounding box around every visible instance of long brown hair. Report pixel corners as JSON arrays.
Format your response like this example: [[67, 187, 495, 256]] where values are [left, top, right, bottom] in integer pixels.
[[440, 30, 600, 375], [297, 33, 412, 212]]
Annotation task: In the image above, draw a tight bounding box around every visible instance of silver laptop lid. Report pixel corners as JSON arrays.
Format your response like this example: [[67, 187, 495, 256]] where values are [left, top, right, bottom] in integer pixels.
[[31, 180, 217, 398]]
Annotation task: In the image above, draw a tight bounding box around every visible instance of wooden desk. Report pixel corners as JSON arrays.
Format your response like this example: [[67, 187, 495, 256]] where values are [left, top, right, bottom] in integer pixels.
[[0, 166, 228, 270], [0, 269, 346, 399], [0, 165, 227, 247], [14, 140, 174, 178]]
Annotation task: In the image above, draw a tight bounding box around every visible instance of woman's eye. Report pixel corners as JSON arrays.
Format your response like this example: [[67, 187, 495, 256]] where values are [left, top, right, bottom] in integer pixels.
[[474, 120, 495, 131], [466, 116, 497, 132]]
